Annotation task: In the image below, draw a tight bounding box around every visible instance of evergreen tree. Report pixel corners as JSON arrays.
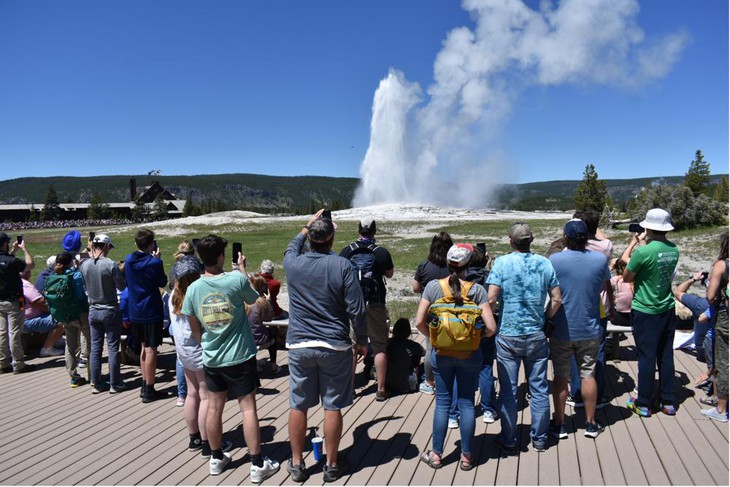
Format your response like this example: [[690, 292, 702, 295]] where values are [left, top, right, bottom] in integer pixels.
[[182, 194, 196, 217], [684, 149, 711, 197], [87, 193, 110, 220], [151, 194, 169, 221], [130, 196, 147, 222], [573, 164, 609, 212], [41, 185, 63, 221], [713, 175, 729, 203]]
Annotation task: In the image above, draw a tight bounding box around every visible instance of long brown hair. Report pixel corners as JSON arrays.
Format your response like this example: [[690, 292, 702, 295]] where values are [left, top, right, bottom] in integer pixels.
[[448, 268, 464, 306], [172, 272, 201, 315], [247, 274, 273, 322]]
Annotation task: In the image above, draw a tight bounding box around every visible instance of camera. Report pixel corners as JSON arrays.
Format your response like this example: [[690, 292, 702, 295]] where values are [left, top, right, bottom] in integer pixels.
[[628, 223, 643, 233], [700, 271, 709, 287]]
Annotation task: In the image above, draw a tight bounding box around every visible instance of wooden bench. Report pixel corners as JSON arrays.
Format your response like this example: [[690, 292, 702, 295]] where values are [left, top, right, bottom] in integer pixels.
[[606, 321, 632, 362]]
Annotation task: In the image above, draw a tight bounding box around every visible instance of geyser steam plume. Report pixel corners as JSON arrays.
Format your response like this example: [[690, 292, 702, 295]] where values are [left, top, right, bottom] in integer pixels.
[[353, 0, 687, 208]]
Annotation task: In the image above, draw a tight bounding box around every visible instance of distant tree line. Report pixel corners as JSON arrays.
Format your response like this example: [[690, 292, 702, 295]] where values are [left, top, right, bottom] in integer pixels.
[[574, 149, 727, 230]]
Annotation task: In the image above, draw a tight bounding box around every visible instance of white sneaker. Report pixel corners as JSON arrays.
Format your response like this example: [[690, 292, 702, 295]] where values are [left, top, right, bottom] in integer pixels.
[[448, 418, 459, 429], [210, 453, 231, 475], [176, 396, 185, 407], [40, 347, 64, 357], [250, 457, 280, 483], [483, 410, 497, 424]]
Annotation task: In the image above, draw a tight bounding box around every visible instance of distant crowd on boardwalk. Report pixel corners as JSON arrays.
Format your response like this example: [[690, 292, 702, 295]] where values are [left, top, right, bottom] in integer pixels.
[[0, 218, 133, 231], [0, 206, 727, 483]]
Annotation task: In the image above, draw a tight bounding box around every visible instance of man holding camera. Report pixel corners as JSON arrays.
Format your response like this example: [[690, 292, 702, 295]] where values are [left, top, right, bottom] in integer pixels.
[[0, 233, 34, 374], [284, 210, 367, 482]]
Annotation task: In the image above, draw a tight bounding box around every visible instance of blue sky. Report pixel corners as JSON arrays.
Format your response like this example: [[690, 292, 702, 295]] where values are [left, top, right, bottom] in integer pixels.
[[0, 0, 727, 186]]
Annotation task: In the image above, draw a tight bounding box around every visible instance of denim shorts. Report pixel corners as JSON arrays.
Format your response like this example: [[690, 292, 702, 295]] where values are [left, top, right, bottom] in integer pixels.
[[288, 347, 354, 411], [23, 314, 57, 333]]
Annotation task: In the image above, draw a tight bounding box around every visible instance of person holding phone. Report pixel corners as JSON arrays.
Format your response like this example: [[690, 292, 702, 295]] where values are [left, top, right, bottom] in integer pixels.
[[621, 208, 680, 417], [283, 210, 367, 482], [124, 229, 168, 402], [182, 235, 280, 481], [0, 232, 34, 374]]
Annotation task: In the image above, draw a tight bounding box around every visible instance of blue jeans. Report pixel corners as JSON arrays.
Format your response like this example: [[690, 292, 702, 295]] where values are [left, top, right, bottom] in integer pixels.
[[449, 336, 497, 419], [632, 309, 676, 406], [89, 307, 122, 387], [496, 332, 550, 447], [431, 347, 481, 456], [570, 318, 607, 400], [177, 358, 187, 398], [23, 313, 57, 333]]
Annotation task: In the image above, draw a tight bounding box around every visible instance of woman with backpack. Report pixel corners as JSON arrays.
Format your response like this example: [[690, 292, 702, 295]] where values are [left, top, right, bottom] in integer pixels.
[[45, 252, 88, 387], [415, 245, 497, 471], [412, 232, 453, 395]]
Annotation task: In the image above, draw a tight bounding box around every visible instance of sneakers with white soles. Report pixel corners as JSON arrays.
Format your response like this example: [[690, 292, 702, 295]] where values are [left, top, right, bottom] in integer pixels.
[[209, 452, 231, 475], [250, 457, 280, 483]]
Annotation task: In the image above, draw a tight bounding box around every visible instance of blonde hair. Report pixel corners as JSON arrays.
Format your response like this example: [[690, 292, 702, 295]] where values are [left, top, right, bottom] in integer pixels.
[[172, 272, 201, 315], [174, 241, 195, 261]]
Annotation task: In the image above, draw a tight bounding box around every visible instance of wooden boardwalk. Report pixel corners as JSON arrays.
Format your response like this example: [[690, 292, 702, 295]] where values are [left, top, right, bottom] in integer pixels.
[[1, 334, 728, 486]]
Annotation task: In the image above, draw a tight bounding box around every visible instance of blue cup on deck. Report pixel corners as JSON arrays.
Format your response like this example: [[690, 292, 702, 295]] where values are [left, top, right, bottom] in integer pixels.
[[312, 436, 323, 463]]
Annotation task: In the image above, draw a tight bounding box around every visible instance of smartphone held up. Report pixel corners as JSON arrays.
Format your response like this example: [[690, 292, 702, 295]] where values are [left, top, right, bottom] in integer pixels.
[[232, 242, 243, 264]]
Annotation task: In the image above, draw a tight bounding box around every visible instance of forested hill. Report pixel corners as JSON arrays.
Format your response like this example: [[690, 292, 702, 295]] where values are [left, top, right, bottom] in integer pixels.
[[0, 173, 726, 212]]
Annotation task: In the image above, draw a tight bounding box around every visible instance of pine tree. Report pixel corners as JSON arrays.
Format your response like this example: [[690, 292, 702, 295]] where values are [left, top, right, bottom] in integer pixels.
[[183, 194, 196, 217], [713, 175, 729, 203], [151, 194, 169, 221], [130, 196, 146, 222], [573, 164, 609, 212], [40, 185, 63, 221], [87, 193, 110, 220], [684, 149, 711, 197]]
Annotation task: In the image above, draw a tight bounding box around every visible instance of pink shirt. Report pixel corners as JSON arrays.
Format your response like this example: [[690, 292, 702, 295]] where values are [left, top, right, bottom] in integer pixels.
[[587, 238, 613, 261], [610, 275, 633, 313], [22, 278, 44, 319]]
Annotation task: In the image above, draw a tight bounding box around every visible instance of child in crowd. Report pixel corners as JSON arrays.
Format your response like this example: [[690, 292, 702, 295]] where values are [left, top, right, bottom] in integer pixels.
[[385, 318, 425, 395], [169, 259, 232, 457], [247, 274, 279, 375]]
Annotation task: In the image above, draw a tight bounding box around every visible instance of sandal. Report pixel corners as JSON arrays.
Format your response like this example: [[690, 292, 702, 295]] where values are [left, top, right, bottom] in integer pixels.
[[419, 450, 442, 469], [459, 453, 475, 471]]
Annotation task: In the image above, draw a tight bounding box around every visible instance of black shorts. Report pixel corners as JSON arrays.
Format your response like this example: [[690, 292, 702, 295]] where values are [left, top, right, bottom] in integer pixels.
[[204, 356, 259, 398], [131, 321, 164, 348]]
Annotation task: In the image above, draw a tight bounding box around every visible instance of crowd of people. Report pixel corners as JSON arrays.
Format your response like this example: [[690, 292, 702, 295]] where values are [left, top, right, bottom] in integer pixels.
[[0, 218, 133, 232], [0, 206, 727, 483]]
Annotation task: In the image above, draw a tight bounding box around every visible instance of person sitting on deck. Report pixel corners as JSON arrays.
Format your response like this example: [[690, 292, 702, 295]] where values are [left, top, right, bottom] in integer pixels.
[[247, 274, 279, 375], [21, 268, 64, 357], [259, 259, 288, 320], [385, 318, 424, 395]]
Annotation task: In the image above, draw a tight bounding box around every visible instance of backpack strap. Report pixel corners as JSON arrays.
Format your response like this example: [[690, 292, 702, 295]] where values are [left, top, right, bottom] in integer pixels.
[[437, 277, 452, 299], [461, 280, 474, 300]]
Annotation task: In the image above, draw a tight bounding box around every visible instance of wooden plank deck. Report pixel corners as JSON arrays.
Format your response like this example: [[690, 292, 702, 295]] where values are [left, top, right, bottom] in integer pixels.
[[0, 334, 728, 486]]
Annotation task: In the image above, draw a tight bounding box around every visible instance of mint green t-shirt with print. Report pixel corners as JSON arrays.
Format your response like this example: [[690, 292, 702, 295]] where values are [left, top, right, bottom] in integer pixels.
[[181, 272, 260, 368], [627, 240, 679, 315]]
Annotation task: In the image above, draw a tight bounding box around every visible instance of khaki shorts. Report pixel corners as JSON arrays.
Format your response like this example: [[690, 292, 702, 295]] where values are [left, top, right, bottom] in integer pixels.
[[550, 337, 601, 379], [366, 304, 389, 354]]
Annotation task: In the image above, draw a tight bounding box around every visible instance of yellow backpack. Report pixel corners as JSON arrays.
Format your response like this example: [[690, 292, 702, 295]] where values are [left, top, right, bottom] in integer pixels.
[[428, 278, 483, 359]]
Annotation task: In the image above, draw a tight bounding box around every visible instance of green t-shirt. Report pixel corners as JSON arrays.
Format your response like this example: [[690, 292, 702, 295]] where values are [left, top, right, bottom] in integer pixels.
[[181, 272, 260, 368], [627, 240, 679, 314]]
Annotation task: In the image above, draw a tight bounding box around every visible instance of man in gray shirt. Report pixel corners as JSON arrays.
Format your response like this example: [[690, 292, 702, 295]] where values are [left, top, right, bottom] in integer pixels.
[[283, 210, 367, 483], [80, 234, 127, 394]]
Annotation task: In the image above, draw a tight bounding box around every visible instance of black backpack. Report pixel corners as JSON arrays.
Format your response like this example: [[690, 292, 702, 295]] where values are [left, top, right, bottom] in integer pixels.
[[347, 243, 382, 304]]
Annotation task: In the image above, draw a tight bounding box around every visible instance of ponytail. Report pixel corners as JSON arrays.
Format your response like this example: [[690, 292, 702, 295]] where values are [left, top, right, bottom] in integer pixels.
[[448, 270, 463, 306]]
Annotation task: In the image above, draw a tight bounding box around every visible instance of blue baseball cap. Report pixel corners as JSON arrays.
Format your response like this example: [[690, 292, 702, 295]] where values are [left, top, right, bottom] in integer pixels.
[[62, 230, 82, 252], [564, 218, 588, 239]]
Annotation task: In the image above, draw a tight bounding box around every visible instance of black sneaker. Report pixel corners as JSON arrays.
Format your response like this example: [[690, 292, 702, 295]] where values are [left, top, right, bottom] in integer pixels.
[[201, 440, 233, 459], [495, 437, 518, 456], [189, 437, 202, 451], [584, 421, 605, 439], [287, 459, 309, 482], [550, 420, 568, 440], [142, 387, 169, 403], [532, 440, 547, 452], [323, 457, 349, 483]]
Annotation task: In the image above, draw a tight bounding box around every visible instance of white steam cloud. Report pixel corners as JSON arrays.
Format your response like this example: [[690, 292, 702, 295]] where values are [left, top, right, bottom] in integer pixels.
[[354, 0, 688, 208]]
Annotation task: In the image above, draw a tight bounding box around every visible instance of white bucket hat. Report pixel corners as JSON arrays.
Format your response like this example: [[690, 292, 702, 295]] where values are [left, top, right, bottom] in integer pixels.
[[640, 208, 674, 232]]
